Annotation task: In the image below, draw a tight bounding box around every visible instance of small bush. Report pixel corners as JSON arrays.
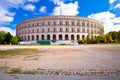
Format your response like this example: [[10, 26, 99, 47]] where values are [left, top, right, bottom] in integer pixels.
[[77, 40, 85, 44], [9, 68, 21, 74]]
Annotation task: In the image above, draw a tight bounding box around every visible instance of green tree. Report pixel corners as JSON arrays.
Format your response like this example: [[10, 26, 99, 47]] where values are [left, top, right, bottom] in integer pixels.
[[4, 32, 12, 44], [0, 31, 6, 44], [10, 36, 20, 44]]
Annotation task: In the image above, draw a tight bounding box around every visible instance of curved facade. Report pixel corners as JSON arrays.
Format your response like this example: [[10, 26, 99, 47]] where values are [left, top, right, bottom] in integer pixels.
[[16, 16, 103, 42]]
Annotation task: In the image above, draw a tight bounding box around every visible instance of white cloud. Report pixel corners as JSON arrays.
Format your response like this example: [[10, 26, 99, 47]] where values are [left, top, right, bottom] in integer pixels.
[[114, 3, 120, 9], [0, 27, 16, 36], [0, 0, 39, 25], [52, 1, 79, 16], [39, 6, 47, 13], [27, 0, 39, 3], [109, 0, 116, 4], [51, 0, 62, 5], [88, 11, 120, 34], [24, 4, 36, 11], [0, 7, 15, 25], [51, 0, 74, 5]]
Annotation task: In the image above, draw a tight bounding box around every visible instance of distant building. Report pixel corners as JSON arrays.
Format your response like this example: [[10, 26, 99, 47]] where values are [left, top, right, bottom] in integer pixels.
[[16, 16, 103, 43]]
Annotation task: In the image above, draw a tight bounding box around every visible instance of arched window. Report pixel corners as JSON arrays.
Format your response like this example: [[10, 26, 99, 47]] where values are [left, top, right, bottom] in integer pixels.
[[32, 35, 34, 40], [21, 36, 23, 40], [53, 34, 56, 42], [65, 34, 69, 40], [47, 35, 50, 40], [82, 35, 85, 40], [41, 35, 44, 40], [28, 35, 30, 41], [77, 35, 80, 40], [24, 36, 26, 41], [59, 34, 62, 40], [71, 35, 74, 40], [36, 35, 39, 40]]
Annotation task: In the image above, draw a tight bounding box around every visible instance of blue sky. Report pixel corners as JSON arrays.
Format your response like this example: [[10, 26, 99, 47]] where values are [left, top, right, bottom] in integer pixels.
[[0, 0, 120, 35]]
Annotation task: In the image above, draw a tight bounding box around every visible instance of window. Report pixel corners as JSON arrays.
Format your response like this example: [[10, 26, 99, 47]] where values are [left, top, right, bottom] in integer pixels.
[[32, 35, 34, 40], [72, 28, 74, 32], [54, 21, 56, 25], [48, 22, 50, 25], [60, 28, 62, 32], [91, 30, 93, 33], [60, 21, 62, 25], [42, 22, 44, 25], [32, 30, 34, 33], [54, 28, 56, 32], [66, 22, 68, 25], [91, 23, 93, 27], [36, 35, 39, 40], [77, 29, 80, 32], [32, 24, 34, 27], [87, 29, 89, 33], [66, 28, 68, 32], [87, 22, 89, 27], [42, 29, 44, 32], [82, 22, 85, 26], [48, 28, 50, 32], [82, 28, 85, 33], [37, 23, 39, 26], [72, 22, 74, 26], [37, 29, 39, 32], [77, 22, 80, 26]]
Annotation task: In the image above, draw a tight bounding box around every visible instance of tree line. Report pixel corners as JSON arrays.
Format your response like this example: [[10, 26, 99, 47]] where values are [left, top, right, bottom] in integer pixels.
[[0, 31, 20, 44], [0, 30, 120, 45], [78, 30, 120, 44]]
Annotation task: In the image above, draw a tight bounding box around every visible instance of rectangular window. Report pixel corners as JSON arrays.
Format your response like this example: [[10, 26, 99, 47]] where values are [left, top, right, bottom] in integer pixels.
[[60, 28, 62, 32], [60, 21, 62, 25], [72, 28, 74, 32], [72, 22, 74, 26], [48, 22, 50, 25], [48, 28, 50, 32], [77, 29, 79, 32], [54, 28, 56, 32], [42, 29, 44, 32], [37, 29, 39, 32]]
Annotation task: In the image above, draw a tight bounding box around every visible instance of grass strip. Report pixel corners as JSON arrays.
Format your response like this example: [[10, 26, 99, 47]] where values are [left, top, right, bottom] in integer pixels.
[[0, 48, 39, 58]]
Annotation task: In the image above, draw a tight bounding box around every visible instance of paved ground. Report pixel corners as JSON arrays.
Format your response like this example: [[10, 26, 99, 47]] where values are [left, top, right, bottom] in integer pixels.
[[0, 45, 120, 70], [0, 72, 120, 80], [0, 45, 120, 80]]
